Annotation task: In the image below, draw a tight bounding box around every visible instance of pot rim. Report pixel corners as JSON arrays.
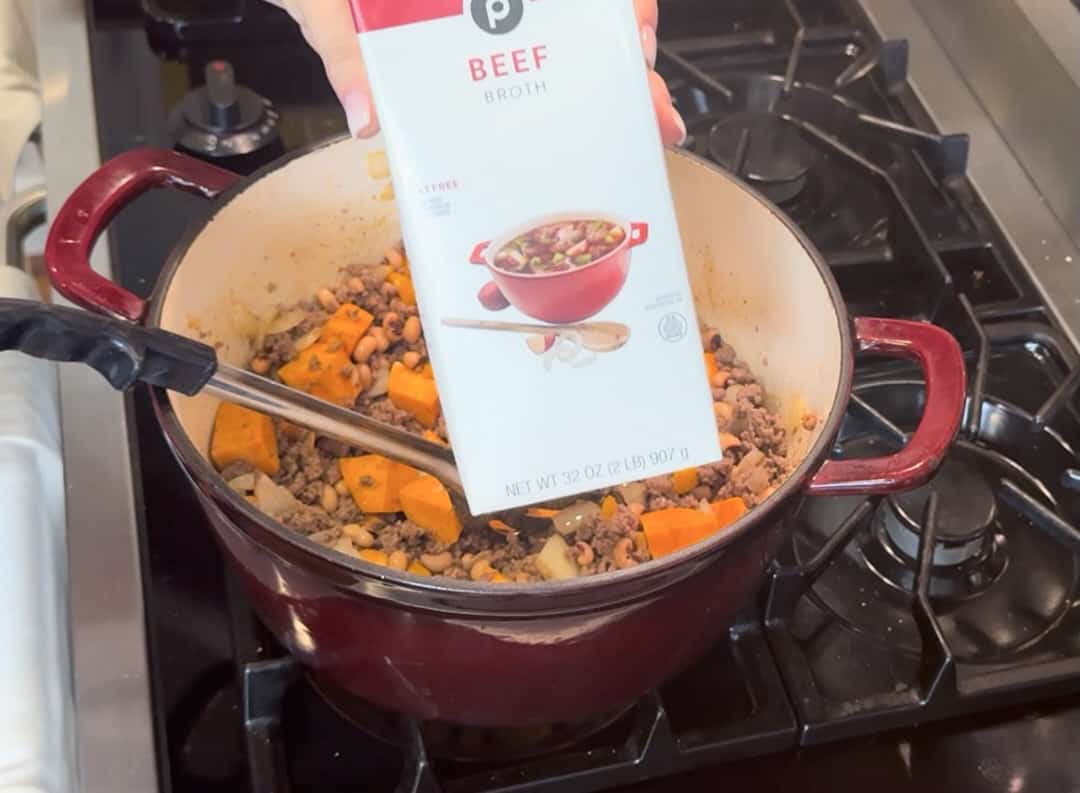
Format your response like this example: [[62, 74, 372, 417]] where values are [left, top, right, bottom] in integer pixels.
[[483, 210, 635, 281], [147, 136, 854, 613]]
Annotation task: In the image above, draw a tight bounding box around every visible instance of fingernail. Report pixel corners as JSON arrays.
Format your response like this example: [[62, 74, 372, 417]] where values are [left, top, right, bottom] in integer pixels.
[[673, 110, 688, 146], [343, 91, 371, 137], [641, 24, 658, 70]]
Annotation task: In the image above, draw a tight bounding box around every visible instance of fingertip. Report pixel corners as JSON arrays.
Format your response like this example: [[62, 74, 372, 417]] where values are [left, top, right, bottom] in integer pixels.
[[343, 90, 377, 138]]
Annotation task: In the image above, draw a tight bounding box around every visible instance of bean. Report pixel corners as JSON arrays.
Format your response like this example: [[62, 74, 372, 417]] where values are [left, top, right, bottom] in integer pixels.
[[251, 357, 271, 375], [317, 288, 340, 312], [321, 485, 338, 513], [574, 541, 595, 566], [347, 276, 366, 292], [403, 316, 422, 344], [335, 480, 350, 496], [629, 503, 645, 516], [381, 282, 398, 298], [613, 538, 638, 569], [402, 351, 422, 369], [342, 524, 376, 548], [388, 550, 409, 571], [420, 552, 453, 573], [470, 559, 495, 581], [382, 312, 403, 341], [371, 327, 390, 353], [333, 537, 361, 558], [386, 247, 405, 269], [357, 364, 373, 390], [353, 336, 378, 363]]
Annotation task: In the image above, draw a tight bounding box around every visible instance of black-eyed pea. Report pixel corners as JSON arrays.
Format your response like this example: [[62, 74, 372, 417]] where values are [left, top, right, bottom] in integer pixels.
[[317, 288, 340, 313], [321, 485, 339, 513], [333, 537, 361, 558], [403, 316, 422, 344], [347, 276, 366, 292], [613, 538, 638, 569], [574, 541, 595, 566], [371, 327, 391, 353], [381, 282, 398, 298], [357, 364, 373, 390], [470, 559, 495, 581], [335, 480, 350, 497], [420, 552, 453, 573], [382, 312, 403, 341], [342, 524, 376, 548], [388, 550, 409, 571], [353, 336, 378, 363], [402, 351, 422, 369], [251, 357, 271, 375], [386, 246, 405, 269]]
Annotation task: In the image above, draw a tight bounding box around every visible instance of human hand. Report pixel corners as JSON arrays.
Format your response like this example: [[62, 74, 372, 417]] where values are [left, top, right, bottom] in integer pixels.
[[264, 0, 687, 145]]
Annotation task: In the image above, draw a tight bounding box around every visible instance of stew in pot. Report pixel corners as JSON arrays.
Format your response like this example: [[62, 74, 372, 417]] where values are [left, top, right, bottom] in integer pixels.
[[209, 246, 813, 582], [493, 219, 625, 274]]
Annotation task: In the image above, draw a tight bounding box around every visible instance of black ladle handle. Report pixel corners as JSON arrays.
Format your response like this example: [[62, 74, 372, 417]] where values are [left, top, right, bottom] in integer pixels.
[[0, 297, 217, 395]]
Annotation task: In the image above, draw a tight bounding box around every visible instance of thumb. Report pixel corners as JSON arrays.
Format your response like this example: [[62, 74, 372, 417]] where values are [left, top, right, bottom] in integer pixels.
[[280, 0, 379, 137]]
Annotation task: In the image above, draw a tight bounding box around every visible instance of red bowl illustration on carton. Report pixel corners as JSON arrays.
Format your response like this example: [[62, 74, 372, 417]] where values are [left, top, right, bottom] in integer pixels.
[[470, 213, 649, 324]]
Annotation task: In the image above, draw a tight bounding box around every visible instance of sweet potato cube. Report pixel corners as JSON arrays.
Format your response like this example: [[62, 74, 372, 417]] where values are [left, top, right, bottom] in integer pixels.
[[422, 430, 447, 446], [420, 363, 435, 380], [704, 352, 718, 381], [710, 497, 748, 528], [407, 561, 432, 576], [278, 343, 362, 406], [388, 362, 441, 427], [672, 468, 699, 495], [359, 549, 389, 566], [210, 402, 280, 475], [319, 303, 373, 354], [339, 455, 422, 513], [399, 476, 462, 544], [641, 508, 720, 559], [387, 272, 416, 306]]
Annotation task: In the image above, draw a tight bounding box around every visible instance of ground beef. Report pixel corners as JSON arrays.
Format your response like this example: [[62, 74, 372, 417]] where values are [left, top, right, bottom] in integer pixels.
[[240, 254, 808, 582]]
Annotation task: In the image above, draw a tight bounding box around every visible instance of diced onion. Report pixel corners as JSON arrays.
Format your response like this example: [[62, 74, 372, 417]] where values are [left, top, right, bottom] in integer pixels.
[[254, 474, 299, 517], [552, 501, 601, 536], [228, 473, 256, 493]]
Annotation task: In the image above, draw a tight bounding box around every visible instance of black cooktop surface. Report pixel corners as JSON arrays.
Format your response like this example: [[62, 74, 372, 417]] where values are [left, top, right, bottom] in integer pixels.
[[86, 0, 1080, 791]]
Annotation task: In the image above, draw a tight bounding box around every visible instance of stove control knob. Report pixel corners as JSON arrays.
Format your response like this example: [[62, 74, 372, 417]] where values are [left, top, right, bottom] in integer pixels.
[[169, 60, 281, 160]]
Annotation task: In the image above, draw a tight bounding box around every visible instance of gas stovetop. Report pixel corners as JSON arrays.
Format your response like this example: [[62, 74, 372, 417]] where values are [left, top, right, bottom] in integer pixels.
[[82, 1, 1080, 791]]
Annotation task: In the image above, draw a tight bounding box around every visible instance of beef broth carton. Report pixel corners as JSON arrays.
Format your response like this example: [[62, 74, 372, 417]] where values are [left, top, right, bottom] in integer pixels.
[[349, 0, 722, 514]]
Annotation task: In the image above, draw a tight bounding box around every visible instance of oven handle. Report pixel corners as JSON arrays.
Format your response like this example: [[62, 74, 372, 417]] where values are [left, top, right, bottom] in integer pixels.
[[45, 148, 240, 323]]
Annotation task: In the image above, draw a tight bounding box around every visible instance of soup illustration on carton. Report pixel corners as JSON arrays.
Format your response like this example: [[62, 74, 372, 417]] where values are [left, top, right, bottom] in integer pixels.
[[350, 0, 722, 514], [470, 213, 649, 324]]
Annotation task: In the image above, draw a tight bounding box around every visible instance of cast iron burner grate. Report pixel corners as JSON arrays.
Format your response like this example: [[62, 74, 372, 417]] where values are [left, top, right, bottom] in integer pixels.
[[239, 615, 795, 793], [765, 309, 1080, 745]]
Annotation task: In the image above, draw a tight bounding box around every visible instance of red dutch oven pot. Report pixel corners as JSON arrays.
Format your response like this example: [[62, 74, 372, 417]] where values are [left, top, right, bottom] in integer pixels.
[[44, 138, 965, 728], [470, 214, 649, 324]]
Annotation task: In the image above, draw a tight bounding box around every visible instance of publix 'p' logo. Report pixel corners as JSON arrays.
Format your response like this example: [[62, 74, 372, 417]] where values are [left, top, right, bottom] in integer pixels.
[[472, 0, 524, 34]]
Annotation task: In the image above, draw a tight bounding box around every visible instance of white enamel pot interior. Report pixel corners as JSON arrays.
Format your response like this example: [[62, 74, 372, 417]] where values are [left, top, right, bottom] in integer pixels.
[[159, 137, 843, 486]]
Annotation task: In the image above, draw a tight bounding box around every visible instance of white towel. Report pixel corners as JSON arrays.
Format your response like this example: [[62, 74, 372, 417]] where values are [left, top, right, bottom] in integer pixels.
[[0, 0, 41, 202], [0, 266, 75, 793]]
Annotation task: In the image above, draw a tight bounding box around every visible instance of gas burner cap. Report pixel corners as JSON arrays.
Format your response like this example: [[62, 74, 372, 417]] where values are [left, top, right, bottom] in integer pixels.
[[883, 459, 997, 566], [169, 60, 281, 159], [707, 111, 817, 204]]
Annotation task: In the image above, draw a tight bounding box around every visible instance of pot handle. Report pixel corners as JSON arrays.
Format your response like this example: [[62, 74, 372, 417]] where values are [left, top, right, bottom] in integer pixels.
[[470, 241, 491, 265], [804, 317, 965, 496], [45, 148, 241, 323], [629, 222, 649, 247]]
